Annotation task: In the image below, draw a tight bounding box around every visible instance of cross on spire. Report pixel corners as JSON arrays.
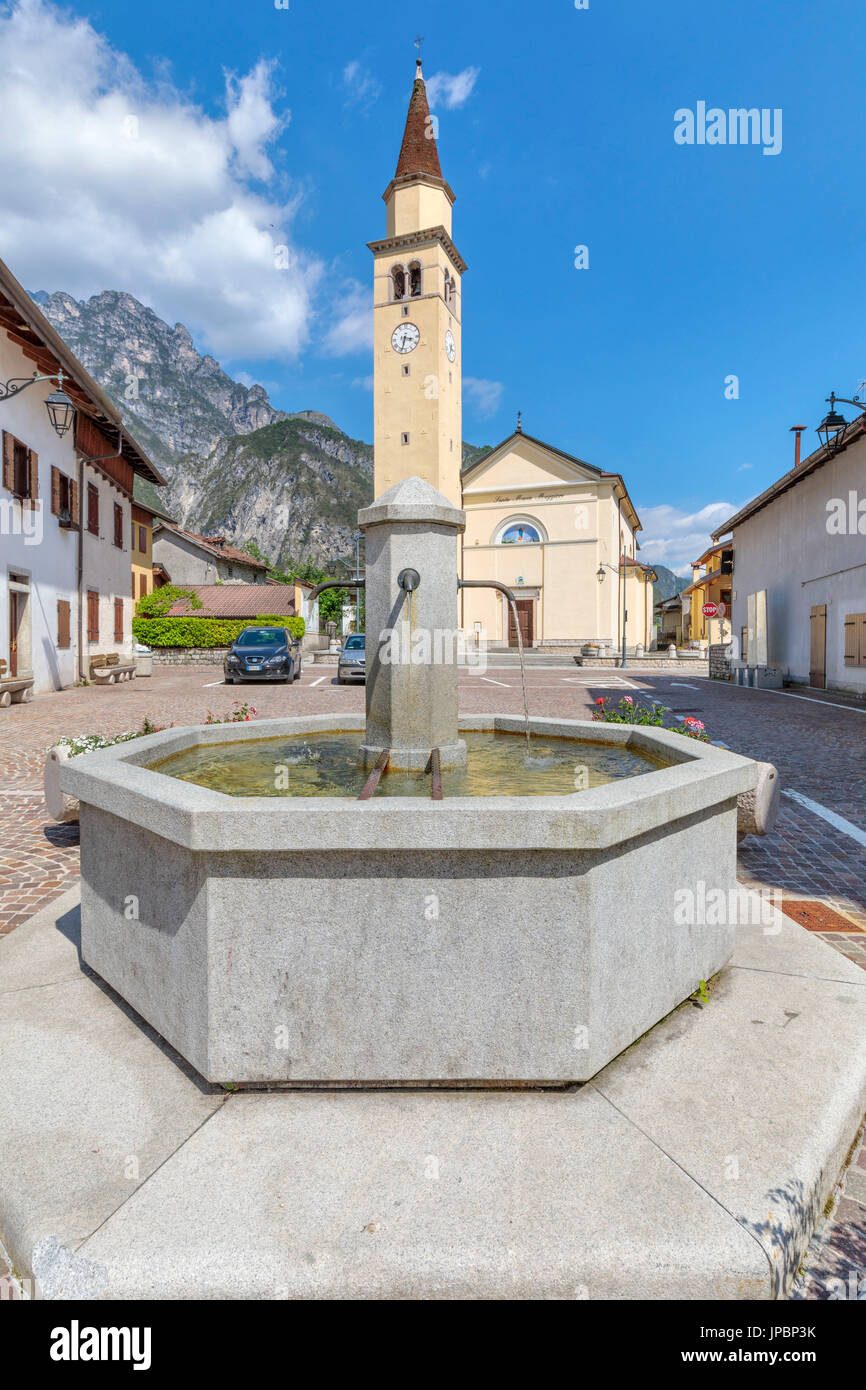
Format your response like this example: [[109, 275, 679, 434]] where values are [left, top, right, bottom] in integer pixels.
[[414, 34, 424, 68]]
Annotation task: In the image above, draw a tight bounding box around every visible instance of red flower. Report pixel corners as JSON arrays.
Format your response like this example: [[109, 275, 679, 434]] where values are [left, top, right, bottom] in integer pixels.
[[595, 697, 605, 705]]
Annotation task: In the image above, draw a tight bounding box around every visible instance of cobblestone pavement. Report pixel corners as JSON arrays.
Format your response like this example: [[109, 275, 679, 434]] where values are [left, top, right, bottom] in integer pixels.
[[1, 666, 864, 1296]]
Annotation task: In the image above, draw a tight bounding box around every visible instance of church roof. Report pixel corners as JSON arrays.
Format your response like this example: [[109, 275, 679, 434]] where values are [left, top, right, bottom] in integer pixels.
[[394, 62, 443, 181], [461, 429, 643, 534]]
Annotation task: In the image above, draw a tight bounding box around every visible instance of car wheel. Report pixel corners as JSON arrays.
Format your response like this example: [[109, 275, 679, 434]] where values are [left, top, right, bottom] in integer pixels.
[[225, 676, 235, 684], [337, 673, 345, 684], [294, 660, 302, 681]]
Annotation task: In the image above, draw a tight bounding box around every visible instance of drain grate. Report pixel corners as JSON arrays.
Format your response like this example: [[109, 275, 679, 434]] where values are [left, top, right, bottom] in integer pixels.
[[779, 900, 864, 933]]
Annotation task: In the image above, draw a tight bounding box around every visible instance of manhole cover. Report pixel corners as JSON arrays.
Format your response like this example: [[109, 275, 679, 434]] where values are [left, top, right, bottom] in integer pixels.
[[779, 900, 863, 933]]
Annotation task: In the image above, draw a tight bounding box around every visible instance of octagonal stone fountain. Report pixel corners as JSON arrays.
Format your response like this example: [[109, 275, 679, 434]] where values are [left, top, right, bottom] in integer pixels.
[[62, 478, 757, 1087]]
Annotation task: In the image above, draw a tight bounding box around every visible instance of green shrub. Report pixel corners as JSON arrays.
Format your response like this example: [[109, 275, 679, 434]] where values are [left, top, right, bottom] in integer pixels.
[[132, 614, 305, 648], [135, 585, 202, 618]]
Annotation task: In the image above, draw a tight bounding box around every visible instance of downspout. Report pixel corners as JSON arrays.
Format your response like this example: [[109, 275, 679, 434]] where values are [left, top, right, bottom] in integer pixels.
[[76, 450, 85, 682], [77, 428, 125, 681]]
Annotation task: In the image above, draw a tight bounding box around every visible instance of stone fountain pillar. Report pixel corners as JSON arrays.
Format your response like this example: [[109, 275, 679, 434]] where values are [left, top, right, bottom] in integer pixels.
[[359, 476, 466, 770]]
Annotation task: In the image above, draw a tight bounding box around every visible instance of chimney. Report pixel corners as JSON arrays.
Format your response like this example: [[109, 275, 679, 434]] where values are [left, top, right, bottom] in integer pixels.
[[789, 425, 807, 468]]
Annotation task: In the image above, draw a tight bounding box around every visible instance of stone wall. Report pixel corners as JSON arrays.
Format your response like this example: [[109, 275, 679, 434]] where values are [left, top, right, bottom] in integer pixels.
[[151, 647, 228, 666], [573, 655, 709, 670], [710, 643, 733, 681]]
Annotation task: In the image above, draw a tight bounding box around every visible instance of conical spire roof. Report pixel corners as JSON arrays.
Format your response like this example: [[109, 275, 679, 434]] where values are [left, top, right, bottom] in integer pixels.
[[394, 60, 443, 181]]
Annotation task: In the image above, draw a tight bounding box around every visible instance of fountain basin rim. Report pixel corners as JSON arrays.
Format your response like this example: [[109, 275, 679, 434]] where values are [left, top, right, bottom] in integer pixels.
[[60, 714, 757, 854]]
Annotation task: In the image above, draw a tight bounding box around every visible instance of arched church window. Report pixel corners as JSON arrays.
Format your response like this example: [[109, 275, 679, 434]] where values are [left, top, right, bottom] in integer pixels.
[[500, 522, 542, 545], [409, 261, 422, 297], [444, 272, 456, 308], [391, 265, 406, 301]]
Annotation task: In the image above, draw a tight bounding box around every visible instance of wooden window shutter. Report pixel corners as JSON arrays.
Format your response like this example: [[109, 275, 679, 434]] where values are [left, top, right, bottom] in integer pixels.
[[844, 614, 858, 665], [51, 466, 61, 516], [87, 590, 99, 642], [57, 599, 71, 648], [87, 483, 99, 535], [860, 615, 866, 668], [70, 478, 79, 527], [27, 450, 38, 508], [114, 501, 123, 548], [114, 597, 124, 643], [2, 431, 13, 492]]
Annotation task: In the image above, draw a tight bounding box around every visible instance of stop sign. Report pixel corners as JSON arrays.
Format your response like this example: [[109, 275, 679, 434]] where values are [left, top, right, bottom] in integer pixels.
[[702, 601, 718, 618]]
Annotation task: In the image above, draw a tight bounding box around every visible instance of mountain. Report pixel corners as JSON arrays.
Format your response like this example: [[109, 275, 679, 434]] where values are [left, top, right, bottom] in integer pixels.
[[34, 289, 375, 568], [648, 564, 691, 604], [35, 288, 491, 570]]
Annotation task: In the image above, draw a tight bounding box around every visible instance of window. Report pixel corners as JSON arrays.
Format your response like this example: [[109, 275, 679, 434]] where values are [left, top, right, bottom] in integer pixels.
[[501, 523, 542, 545], [408, 261, 422, 296], [131, 517, 136, 550], [114, 597, 124, 643], [139, 525, 147, 553], [844, 613, 866, 666], [87, 483, 99, 536], [113, 502, 123, 548], [401, 364, 411, 377], [87, 590, 99, 642], [57, 599, 71, 649], [444, 271, 456, 308], [2, 430, 38, 505], [50, 467, 77, 525], [391, 265, 406, 300], [401, 432, 410, 446]]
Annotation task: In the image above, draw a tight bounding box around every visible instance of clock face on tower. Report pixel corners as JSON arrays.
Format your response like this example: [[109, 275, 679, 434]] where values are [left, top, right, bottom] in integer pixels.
[[391, 323, 420, 354], [445, 329, 456, 362]]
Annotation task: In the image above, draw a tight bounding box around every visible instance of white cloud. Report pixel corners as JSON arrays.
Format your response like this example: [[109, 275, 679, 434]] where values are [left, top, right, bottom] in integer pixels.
[[425, 67, 480, 110], [351, 375, 374, 391], [320, 280, 373, 357], [464, 377, 504, 419], [342, 60, 381, 109], [0, 0, 321, 360], [225, 61, 287, 180], [738, 462, 752, 471], [636, 501, 739, 571]]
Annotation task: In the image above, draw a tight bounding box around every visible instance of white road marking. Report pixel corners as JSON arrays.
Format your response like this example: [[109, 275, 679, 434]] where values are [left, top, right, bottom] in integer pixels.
[[670, 682, 699, 690], [562, 676, 639, 690], [783, 789, 866, 850], [310, 675, 328, 687], [733, 686, 866, 716], [481, 677, 510, 687], [202, 680, 224, 688]]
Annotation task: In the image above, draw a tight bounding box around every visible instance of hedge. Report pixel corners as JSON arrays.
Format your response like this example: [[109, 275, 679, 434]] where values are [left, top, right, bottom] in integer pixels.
[[132, 614, 305, 648]]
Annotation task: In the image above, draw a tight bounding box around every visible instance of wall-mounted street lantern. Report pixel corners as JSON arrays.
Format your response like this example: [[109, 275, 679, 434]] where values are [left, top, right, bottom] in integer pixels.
[[0, 367, 77, 439], [816, 390, 866, 455]]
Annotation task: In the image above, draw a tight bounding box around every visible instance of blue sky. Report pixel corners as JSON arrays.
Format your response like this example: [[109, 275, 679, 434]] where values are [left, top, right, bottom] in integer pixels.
[[0, 0, 863, 567]]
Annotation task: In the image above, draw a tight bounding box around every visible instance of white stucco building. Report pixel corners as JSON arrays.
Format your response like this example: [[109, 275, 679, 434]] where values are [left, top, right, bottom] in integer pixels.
[[0, 257, 165, 694], [713, 418, 866, 695]]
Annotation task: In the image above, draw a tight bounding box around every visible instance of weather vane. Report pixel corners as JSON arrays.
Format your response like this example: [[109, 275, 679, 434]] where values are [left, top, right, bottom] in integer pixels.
[[415, 34, 424, 64]]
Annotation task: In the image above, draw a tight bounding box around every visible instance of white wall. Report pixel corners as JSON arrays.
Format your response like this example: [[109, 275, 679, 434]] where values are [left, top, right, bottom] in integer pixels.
[[730, 433, 866, 693], [0, 331, 78, 692], [81, 462, 133, 661]]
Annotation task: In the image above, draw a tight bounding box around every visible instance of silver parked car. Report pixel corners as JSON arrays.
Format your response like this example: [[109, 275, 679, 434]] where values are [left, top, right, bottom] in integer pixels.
[[337, 633, 365, 683]]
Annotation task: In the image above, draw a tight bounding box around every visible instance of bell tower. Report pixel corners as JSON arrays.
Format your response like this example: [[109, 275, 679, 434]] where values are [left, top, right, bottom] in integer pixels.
[[368, 56, 465, 510]]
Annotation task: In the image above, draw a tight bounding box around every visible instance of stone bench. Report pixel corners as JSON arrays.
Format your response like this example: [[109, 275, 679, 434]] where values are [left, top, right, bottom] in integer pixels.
[[89, 653, 137, 685], [0, 659, 34, 707]]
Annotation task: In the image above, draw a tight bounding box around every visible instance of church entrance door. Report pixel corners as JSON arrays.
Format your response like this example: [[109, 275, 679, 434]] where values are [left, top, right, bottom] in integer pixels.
[[508, 599, 534, 649]]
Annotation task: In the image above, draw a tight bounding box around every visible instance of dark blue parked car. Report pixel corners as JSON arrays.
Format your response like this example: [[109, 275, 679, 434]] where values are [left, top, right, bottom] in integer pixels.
[[224, 626, 302, 684]]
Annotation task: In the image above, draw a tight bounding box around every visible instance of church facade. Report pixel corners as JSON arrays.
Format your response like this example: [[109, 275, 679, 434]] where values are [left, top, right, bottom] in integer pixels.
[[370, 61, 655, 650]]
